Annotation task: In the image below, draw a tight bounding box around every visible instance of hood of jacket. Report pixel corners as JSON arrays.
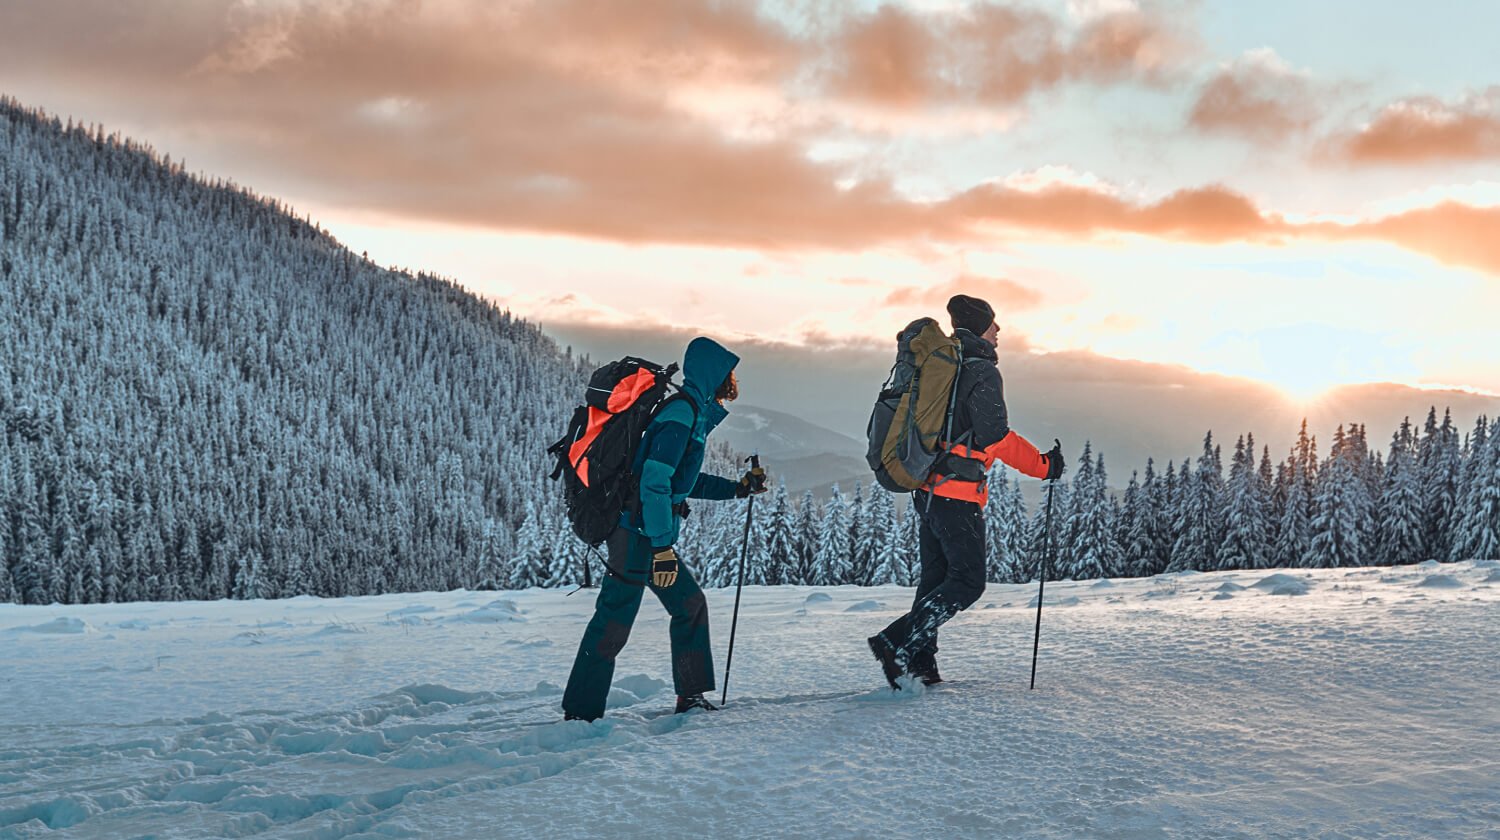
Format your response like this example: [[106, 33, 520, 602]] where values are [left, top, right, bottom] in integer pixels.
[[681, 336, 740, 411]]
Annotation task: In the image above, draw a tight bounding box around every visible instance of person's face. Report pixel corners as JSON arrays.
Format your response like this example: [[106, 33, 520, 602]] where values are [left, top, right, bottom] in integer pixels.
[[983, 321, 1000, 345]]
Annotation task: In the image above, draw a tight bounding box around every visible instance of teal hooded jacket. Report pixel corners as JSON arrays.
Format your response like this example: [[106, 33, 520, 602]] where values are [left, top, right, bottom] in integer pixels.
[[623, 337, 741, 548]]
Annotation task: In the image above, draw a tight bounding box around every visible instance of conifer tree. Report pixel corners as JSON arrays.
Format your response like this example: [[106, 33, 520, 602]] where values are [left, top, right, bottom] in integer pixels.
[[1377, 419, 1424, 566], [1308, 425, 1375, 568], [816, 485, 852, 585], [761, 482, 795, 587], [1169, 433, 1224, 572], [1450, 417, 1499, 561], [792, 490, 820, 586], [867, 487, 899, 585], [847, 483, 877, 586], [1219, 435, 1270, 571], [1420, 408, 1461, 562]]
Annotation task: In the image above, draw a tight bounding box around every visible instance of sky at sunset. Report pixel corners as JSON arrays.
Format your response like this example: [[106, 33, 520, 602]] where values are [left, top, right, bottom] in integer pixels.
[[4, 0, 1499, 440]]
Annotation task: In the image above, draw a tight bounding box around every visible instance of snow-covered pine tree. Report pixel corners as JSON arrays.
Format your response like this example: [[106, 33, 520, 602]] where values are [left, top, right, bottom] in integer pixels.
[[1308, 425, 1375, 568], [867, 486, 899, 585], [1067, 444, 1117, 580], [1377, 419, 1424, 566], [847, 483, 877, 586], [0, 518, 14, 604], [1168, 433, 1224, 572], [893, 497, 922, 586], [1120, 471, 1154, 578], [1219, 435, 1270, 571], [761, 482, 794, 587], [816, 485, 852, 585], [1145, 459, 1173, 575], [1450, 416, 1499, 561], [983, 474, 1028, 582], [792, 490, 820, 586], [1419, 408, 1461, 562], [507, 502, 549, 590], [1274, 449, 1313, 569]]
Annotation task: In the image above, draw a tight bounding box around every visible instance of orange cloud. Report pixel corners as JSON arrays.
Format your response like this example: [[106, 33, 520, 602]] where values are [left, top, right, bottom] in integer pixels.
[[1188, 50, 1322, 142], [1329, 202, 1500, 276], [822, 2, 1189, 108], [884, 275, 1045, 313], [1335, 89, 1500, 163], [941, 183, 1280, 242]]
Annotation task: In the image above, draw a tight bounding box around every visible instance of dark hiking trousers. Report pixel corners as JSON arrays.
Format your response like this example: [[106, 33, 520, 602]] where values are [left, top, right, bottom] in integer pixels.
[[562, 527, 714, 721], [878, 493, 986, 664]]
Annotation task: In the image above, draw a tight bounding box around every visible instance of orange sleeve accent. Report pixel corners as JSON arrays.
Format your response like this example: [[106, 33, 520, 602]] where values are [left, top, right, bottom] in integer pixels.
[[984, 431, 1048, 479]]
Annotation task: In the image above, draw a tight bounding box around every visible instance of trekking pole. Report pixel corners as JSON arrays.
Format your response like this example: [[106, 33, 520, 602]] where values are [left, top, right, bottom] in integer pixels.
[[1030, 440, 1060, 691], [721, 453, 761, 706]]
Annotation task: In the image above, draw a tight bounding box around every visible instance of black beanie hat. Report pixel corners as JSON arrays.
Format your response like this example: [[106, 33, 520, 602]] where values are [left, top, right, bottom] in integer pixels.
[[947, 294, 995, 335]]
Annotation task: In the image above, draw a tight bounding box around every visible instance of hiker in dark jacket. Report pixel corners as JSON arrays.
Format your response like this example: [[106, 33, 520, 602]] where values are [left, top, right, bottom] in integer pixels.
[[563, 337, 767, 721], [869, 294, 1065, 688]]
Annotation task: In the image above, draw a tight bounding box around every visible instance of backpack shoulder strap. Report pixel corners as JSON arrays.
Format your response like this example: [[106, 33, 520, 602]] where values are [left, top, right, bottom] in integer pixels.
[[652, 389, 700, 426]]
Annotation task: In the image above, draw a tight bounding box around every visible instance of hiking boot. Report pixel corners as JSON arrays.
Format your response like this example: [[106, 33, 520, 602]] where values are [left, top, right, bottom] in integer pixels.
[[909, 651, 943, 686], [563, 711, 597, 722], [867, 633, 906, 690], [674, 693, 719, 714]]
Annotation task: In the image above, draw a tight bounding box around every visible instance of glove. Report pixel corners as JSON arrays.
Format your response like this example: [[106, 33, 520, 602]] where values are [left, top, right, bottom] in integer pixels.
[[736, 465, 769, 498], [651, 547, 679, 588], [1043, 441, 1066, 481]]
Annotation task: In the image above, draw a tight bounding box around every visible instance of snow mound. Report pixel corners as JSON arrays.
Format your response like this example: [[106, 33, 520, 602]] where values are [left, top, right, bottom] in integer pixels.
[[9, 617, 93, 635], [453, 599, 526, 623], [844, 600, 883, 612], [112, 619, 153, 630], [1091, 579, 1115, 589], [1212, 592, 1235, 601], [1216, 582, 1246, 592], [1271, 581, 1309, 596], [1472, 558, 1498, 568], [803, 592, 833, 605], [607, 674, 667, 707], [1417, 559, 1442, 569], [1483, 569, 1500, 584], [387, 604, 436, 617], [1252, 573, 1307, 591], [1415, 574, 1463, 590], [396, 684, 487, 706]]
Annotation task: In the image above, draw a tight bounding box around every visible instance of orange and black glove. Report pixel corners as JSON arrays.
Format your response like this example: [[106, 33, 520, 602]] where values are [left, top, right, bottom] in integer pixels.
[[736, 464, 769, 497], [651, 547, 679, 588]]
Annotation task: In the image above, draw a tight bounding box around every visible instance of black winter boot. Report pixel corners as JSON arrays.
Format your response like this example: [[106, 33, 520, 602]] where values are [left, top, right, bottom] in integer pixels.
[[675, 693, 719, 714], [909, 651, 943, 686], [867, 633, 906, 690]]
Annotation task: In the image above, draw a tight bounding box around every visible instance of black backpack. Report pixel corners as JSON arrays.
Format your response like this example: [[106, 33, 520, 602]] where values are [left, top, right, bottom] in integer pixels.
[[547, 357, 690, 563]]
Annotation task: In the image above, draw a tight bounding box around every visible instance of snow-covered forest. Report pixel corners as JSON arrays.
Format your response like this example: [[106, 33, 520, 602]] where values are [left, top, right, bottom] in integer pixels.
[[2, 98, 1497, 607]]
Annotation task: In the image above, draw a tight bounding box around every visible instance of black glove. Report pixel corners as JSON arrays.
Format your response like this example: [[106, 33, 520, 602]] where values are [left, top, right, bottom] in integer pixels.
[[1044, 441, 1066, 481], [651, 547, 679, 588], [736, 464, 769, 497]]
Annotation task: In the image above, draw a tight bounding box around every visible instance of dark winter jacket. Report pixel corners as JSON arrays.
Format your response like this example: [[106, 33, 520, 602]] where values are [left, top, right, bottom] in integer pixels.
[[928, 328, 1049, 503], [622, 337, 741, 548]]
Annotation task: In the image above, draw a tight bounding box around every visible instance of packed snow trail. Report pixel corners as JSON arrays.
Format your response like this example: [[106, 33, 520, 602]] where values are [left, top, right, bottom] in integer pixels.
[[2, 561, 1498, 838]]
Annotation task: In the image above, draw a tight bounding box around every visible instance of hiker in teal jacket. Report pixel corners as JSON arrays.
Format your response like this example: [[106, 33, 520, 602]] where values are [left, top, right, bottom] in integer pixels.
[[563, 336, 767, 722]]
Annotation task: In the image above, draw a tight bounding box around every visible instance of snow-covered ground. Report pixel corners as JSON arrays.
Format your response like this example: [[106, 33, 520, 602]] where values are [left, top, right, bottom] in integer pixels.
[[3, 560, 1498, 839]]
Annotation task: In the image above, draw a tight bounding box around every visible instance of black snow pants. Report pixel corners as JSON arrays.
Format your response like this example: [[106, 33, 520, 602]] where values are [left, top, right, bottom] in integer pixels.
[[878, 492, 986, 664]]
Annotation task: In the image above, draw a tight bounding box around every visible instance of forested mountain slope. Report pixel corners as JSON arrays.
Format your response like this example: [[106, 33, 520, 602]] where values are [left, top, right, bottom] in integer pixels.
[[0, 98, 590, 603]]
